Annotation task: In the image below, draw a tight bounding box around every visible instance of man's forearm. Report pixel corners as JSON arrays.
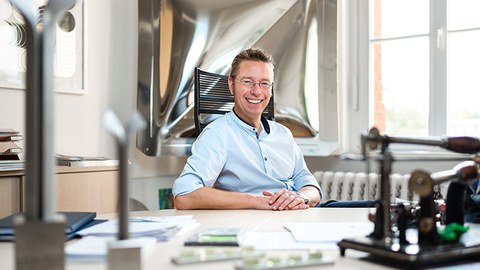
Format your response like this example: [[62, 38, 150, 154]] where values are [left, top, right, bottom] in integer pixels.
[[174, 187, 270, 210]]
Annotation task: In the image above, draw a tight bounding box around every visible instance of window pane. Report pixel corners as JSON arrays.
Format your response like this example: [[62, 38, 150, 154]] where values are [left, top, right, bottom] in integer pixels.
[[370, 37, 429, 136], [370, 0, 429, 40], [448, 0, 480, 31], [447, 30, 480, 136]]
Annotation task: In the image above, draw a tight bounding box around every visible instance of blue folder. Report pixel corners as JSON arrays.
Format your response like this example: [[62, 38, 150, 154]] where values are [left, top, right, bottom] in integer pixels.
[[0, 211, 98, 241]]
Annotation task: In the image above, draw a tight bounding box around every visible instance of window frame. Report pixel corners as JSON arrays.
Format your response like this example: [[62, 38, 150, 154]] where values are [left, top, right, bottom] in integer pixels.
[[340, 0, 474, 156]]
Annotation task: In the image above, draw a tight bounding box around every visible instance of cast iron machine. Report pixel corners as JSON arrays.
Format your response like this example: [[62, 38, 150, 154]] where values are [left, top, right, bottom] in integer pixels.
[[338, 127, 480, 267]]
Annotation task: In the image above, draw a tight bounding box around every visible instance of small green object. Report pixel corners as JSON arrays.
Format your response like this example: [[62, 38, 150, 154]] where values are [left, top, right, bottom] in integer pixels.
[[199, 235, 238, 243], [265, 256, 281, 266], [243, 257, 260, 267], [438, 223, 469, 242], [185, 228, 244, 246], [308, 250, 323, 260], [179, 248, 195, 257], [287, 254, 303, 265]]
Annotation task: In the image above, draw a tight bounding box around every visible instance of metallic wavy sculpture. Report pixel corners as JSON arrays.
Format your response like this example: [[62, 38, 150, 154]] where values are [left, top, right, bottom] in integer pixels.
[[137, 0, 338, 156]]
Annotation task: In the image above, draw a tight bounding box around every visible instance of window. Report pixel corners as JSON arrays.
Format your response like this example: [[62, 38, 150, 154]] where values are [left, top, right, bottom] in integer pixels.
[[446, 0, 480, 136], [342, 0, 480, 153], [369, 0, 430, 136]]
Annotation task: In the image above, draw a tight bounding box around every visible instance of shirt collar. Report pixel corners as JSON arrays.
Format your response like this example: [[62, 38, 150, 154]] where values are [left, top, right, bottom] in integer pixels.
[[231, 108, 271, 134]]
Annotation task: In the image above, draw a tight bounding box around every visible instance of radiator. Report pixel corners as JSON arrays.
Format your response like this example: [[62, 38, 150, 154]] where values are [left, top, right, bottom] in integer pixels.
[[313, 171, 450, 202]]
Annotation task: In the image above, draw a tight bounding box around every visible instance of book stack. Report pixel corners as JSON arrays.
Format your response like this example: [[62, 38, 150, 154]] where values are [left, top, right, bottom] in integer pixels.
[[0, 129, 23, 161]]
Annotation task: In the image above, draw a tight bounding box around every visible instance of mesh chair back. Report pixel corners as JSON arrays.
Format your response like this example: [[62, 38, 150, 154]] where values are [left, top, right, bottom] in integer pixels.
[[194, 67, 274, 134]]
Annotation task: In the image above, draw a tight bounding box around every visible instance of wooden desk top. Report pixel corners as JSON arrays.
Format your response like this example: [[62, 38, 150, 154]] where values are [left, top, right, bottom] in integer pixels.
[[1, 208, 474, 270]]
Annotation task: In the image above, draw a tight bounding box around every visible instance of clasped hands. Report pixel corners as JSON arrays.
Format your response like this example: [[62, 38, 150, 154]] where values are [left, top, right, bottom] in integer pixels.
[[262, 189, 308, 211]]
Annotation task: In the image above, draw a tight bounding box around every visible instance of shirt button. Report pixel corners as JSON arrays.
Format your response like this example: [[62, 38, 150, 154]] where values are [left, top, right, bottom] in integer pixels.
[[264, 157, 268, 161]]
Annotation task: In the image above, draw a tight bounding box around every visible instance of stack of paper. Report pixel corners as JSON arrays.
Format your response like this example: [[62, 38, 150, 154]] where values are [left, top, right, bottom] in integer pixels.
[[0, 160, 25, 172], [55, 153, 119, 167], [66, 215, 198, 260], [0, 129, 23, 161], [75, 215, 197, 240]]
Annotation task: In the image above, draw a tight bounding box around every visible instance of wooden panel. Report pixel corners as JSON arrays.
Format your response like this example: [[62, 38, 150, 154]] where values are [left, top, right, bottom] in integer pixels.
[[0, 176, 21, 218], [1, 167, 119, 216], [56, 170, 118, 214]]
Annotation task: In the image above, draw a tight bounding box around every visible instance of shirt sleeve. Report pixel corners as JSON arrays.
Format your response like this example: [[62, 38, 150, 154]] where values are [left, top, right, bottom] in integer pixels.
[[172, 125, 227, 197]]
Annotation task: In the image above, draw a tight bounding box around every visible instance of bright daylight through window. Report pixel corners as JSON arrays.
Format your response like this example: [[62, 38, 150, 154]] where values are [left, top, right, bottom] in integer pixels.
[[368, 0, 480, 138]]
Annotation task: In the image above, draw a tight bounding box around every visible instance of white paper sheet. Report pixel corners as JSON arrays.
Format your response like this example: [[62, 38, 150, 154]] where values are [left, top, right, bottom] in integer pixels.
[[65, 236, 114, 260], [284, 222, 374, 242], [65, 236, 156, 261], [242, 232, 339, 250]]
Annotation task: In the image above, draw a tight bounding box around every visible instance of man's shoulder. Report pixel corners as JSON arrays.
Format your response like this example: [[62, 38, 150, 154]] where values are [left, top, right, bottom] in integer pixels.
[[203, 114, 233, 130], [198, 114, 236, 138], [268, 120, 293, 136]]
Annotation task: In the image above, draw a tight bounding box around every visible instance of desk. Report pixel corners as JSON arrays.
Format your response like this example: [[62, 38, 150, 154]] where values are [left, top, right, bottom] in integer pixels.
[[0, 208, 469, 270]]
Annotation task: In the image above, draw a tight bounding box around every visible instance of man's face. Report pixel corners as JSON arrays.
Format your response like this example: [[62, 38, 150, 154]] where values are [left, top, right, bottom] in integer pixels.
[[228, 60, 273, 125]]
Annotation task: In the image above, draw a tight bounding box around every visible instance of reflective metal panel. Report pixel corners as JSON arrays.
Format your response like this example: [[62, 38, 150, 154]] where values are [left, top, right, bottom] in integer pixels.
[[137, 0, 338, 156]]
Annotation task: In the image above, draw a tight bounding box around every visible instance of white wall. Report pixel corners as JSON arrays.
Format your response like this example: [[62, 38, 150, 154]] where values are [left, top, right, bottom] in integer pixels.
[[0, 1, 187, 210], [0, 1, 112, 158], [54, 0, 112, 158], [0, 89, 25, 156]]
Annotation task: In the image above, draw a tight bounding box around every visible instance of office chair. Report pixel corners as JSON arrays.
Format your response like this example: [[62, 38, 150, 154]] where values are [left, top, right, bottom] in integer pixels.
[[194, 67, 274, 134]]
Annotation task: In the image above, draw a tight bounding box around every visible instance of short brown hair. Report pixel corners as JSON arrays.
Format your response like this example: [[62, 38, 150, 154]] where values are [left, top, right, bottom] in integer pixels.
[[230, 48, 275, 78]]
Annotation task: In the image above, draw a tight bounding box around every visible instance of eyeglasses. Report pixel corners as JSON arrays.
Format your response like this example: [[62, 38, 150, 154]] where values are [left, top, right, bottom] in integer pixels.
[[238, 79, 273, 90]]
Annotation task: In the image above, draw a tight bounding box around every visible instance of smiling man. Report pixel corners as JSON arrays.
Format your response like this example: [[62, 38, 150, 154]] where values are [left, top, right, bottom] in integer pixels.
[[172, 48, 322, 210]]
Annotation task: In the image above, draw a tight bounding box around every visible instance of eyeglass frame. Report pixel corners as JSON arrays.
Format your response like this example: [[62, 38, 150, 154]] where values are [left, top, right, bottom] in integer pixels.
[[235, 78, 273, 90]]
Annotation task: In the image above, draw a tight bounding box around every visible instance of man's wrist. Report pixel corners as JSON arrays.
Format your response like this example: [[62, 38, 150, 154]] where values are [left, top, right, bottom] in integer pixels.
[[297, 192, 309, 205]]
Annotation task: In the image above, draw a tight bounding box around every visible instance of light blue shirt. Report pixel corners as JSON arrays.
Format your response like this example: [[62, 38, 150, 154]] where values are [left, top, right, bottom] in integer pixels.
[[172, 111, 321, 197]]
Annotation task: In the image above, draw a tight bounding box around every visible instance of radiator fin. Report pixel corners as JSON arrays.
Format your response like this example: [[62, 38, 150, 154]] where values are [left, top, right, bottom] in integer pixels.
[[314, 171, 448, 202]]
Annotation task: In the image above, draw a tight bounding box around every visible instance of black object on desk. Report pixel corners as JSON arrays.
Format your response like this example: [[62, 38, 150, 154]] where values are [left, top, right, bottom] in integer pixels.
[[0, 211, 97, 241]]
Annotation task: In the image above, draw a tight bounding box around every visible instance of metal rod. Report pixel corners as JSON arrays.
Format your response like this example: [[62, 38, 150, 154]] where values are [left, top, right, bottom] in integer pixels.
[[10, 0, 42, 222], [379, 150, 392, 238], [364, 127, 480, 154], [10, 0, 76, 222], [431, 163, 478, 185], [103, 110, 146, 240], [118, 143, 129, 240], [409, 162, 478, 197]]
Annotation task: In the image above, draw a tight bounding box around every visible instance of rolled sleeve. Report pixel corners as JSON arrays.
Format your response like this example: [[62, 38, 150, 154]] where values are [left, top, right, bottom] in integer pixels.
[[291, 143, 322, 197], [172, 170, 205, 197], [172, 126, 227, 197]]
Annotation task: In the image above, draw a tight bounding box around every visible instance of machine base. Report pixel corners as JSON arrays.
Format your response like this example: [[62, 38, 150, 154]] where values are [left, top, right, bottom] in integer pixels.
[[338, 236, 480, 268]]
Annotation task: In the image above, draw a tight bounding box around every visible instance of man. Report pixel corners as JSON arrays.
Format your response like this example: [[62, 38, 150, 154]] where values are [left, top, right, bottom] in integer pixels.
[[173, 48, 321, 210]]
